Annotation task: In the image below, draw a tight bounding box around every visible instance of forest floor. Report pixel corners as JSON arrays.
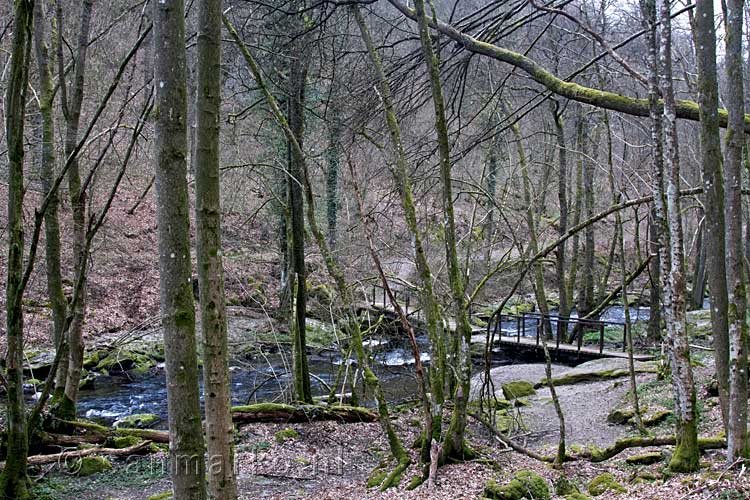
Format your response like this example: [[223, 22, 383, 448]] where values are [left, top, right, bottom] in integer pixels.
[[30, 344, 750, 500]]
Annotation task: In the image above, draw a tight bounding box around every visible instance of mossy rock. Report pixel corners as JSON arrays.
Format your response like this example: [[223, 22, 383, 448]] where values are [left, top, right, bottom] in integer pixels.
[[485, 470, 550, 500], [554, 476, 580, 496], [642, 410, 672, 427], [109, 435, 143, 449], [274, 428, 299, 443], [71, 456, 112, 476], [606, 408, 635, 425], [95, 349, 155, 376], [587, 473, 626, 496], [113, 413, 160, 429], [625, 452, 663, 465], [501, 381, 536, 400]]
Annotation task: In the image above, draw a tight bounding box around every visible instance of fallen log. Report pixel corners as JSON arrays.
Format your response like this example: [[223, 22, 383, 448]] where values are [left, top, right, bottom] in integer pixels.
[[47, 403, 377, 448], [583, 435, 726, 462], [1, 440, 152, 469], [59, 419, 170, 443], [231, 403, 379, 424]]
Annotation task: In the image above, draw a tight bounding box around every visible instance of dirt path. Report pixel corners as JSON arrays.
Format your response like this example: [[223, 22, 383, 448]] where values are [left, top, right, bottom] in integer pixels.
[[472, 361, 654, 449]]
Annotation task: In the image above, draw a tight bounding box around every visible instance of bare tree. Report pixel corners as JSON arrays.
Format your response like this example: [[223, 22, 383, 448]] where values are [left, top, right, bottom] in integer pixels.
[[194, 0, 238, 496], [153, 0, 207, 496]]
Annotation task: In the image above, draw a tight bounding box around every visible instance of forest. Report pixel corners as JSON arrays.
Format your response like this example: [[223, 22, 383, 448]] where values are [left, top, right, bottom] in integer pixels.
[[2, 0, 750, 498]]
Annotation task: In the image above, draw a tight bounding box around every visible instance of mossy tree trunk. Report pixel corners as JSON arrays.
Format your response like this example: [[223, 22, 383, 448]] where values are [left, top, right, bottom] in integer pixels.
[[287, 28, 312, 404], [653, 0, 700, 472], [1, 1, 33, 497], [552, 102, 570, 320], [153, 0, 207, 496], [32, 0, 68, 405], [694, 0, 730, 426], [194, 0, 238, 496], [413, 0, 474, 461], [57, 0, 94, 419], [721, 0, 750, 461], [326, 103, 341, 248]]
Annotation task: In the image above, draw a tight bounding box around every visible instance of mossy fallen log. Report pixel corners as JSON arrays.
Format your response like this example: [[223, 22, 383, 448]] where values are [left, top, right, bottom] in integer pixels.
[[1, 439, 152, 469], [583, 435, 725, 462], [59, 420, 170, 443], [230, 403, 379, 423]]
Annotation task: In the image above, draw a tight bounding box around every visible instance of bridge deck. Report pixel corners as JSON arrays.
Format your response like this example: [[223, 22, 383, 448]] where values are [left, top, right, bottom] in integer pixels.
[[469, 332, 655, 361], [365, 300, 654, 362]]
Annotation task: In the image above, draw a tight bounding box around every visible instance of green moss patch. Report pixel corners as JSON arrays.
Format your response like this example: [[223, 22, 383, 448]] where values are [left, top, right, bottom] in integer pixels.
[[113, 413, 160, 429], [274, 428, 299, 443], [625, 452, 663, 465], [501, 381, 536, 400], [485, 470, 550, 499], [71, 456, 112, 476], [587, 473, 626, 496]]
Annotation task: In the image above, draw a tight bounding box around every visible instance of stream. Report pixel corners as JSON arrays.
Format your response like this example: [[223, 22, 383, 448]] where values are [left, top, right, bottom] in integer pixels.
[[74, 304, 661, 427]]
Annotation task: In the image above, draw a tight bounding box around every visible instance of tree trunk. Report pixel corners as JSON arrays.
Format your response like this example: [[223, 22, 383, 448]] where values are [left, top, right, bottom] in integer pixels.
[[153, 0, 207, 497], [414, 0, 473, 461], [1, 2, 33, 498], [647, 209, 663, 342], [553, 102, 570, 319], [194, 0, 238, 496], [32, 0, 68, 404], [326, 104, 341, 248], [721, 0, 749, 461], [694, 0, 730, 426], [287, 38, 312, 404], [58, 0, 94, 419], [689, 223, 707, 311], [654, 0, 700, 472]]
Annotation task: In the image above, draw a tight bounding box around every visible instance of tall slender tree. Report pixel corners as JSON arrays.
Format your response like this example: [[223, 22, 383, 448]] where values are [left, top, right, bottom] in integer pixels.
[[655, 0, 700, 472], [54, 0, 95, 419], [1, 1, 34, 498], [194, 0, 238, 496], [721, 0, 749, 461], [693, 0, 730, 425], [153, 0, 207, 497]]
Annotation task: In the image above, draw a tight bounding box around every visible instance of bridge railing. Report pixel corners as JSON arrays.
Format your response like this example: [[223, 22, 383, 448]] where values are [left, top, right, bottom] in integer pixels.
[[488, 311, 628, 355]]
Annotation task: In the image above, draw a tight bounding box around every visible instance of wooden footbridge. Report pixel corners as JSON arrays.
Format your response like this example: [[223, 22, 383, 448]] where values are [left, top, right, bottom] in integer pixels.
[[365, 283, 654, 362]]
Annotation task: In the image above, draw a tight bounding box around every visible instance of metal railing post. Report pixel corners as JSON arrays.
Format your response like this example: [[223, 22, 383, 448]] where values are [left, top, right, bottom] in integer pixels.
[[599, 323, 605, 354], [623, 324, 628, 352]]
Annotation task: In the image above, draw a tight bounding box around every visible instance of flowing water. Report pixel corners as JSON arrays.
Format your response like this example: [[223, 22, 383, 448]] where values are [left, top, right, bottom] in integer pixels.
[[74, 304, 658, 426]]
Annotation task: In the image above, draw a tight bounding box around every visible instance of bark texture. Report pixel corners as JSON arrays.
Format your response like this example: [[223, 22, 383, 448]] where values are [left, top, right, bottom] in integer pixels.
[[194, 0, 238, 496], [153, 0, 207, 497]]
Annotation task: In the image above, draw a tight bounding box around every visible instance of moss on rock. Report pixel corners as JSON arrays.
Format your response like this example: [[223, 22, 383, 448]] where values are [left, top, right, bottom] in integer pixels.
[[587, 473, 626, 496], [642, 410, 672, 427], [71, 456, 112, 476], [606, 408, 636, 425], [554, 476, 580, 496], [274, 428, 299, 443], [501, 381, 536, 400], [113, 413, 160, 429], [485, 470, 550, 500]]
